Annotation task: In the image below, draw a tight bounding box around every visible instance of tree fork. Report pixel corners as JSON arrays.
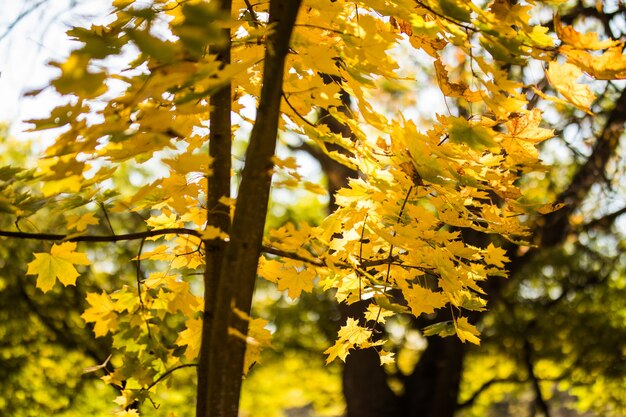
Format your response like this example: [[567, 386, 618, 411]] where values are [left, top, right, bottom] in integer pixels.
[[205, 1, 302, 416], [196, 0, 233, 416]]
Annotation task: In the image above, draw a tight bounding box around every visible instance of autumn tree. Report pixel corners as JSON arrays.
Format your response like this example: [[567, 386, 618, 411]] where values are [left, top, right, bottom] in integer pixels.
[[2, 1, 626, 417]]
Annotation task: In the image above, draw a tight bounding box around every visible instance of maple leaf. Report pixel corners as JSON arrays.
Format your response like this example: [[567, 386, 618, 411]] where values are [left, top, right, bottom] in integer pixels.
[[243, 318, 272, 375], [554, 15, 619, 50], [364, 304, 394, 324], [454, 317, 481, 345], [66, 212, 99, 232], [324, 318, 372, 364], [81, 292, 117, 337], [176, 317, 203, 360], [26, 242, 90, 292], [201, 225, 229, 240], [277, 266, 316, 299], [483, 243, 509, 268], [379, 350, 395, 365], [546, 61, 595, 111]]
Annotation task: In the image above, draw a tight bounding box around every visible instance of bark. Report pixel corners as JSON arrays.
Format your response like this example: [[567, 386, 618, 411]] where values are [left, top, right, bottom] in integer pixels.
[[203, 2, 302, 416], [341, 301, 399, 417], [401, 337, 464, 417], [197, 0, 232, 416]]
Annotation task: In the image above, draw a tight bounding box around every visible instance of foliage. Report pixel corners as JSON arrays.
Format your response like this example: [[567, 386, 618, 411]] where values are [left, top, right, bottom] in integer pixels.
[[1, 0, 626, 416]]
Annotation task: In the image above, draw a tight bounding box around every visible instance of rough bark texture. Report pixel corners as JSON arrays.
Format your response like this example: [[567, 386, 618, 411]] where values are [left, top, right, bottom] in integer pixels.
[[196, 0, 232, 415], [204, 2, 302, 416]]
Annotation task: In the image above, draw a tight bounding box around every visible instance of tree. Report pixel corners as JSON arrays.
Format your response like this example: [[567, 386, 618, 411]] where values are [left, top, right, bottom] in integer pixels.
[[1, 1, 626, 417]]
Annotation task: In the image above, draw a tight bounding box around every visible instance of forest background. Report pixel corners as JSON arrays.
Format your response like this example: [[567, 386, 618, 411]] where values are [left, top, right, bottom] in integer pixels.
[[0, 1, 625, 417]]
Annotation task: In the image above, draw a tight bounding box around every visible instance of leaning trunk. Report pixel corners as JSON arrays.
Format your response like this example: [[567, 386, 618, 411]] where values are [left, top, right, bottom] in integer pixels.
[[199, 2, 302, 417]]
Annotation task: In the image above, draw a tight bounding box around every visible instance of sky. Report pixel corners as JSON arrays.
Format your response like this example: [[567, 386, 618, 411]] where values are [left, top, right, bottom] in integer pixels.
[[0, 0, 111, 139]]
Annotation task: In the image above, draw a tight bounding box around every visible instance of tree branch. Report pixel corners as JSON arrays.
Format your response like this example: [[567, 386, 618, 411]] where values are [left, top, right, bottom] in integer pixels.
[[147, 363, 198, 391], [0, 228, 201, 242], [0, 227, 406, 271], [578, 205, 626, 232], [539, 87, 626, 247], [456, 377, 525, 410], [523, 339, 551, 417]]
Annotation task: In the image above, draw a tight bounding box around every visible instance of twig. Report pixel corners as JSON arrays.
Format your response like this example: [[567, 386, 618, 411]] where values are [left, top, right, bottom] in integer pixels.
[[0, 0, 49, 42], [282, 92, 317, 127], [0, 228, 201, 242], [99, 202, 116, 235], [145, 363, 198, 391]]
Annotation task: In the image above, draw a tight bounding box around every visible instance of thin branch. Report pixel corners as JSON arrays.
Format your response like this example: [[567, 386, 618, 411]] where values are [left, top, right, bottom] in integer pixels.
[[0, 228, 201, 242], [282, 92, 316, 127], [457, 376, 526, 409], [0, 0, 49, 42], [99, 202, 116, 235], [358, 213, 369, 300], [414, 0, 475, 32], [523, 339, 552, 417], [243, 0, 261, 28], [0, 227, 404, 271], [135, 237, 153, 340], [579, 205, 626, 232], [146, 363, 198, 391]]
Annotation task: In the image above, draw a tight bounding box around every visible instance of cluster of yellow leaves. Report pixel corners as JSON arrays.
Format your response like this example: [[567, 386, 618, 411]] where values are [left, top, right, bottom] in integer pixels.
[[546, 15, 626, 112], [17, 0, 626, 397]]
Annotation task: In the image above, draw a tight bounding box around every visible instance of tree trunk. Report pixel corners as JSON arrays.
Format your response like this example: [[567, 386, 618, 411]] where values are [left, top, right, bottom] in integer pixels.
[[341, 301, 400, 417], [401, 337, 464, 417], [200, 2, 302, 416], [196, 0, 232, 416]]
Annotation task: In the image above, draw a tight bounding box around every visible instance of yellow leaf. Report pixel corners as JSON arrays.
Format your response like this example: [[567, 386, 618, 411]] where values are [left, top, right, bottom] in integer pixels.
[[562, 46, 626, 80], [176, 317, 203, 360], [66, 212, 99, 232], [546, 61, 595, 111], [112, 0, 134, 8], [26, 242, 90, 292], [163, 153, 213, 175], [505, 109, 554, 143], [243, 318, 272, 375], [364, 304, 394, 324], [554, 15, 620, 51], [483, 243, 509, 268], [434, 59, 481, 102], [201, 225, 229, 240], [81, 292, 117, 337], [40, 175, 83, 197], [338, 317, 372, 345], [323, 339, 352, 365], [167, 280, 202, 316], [379, 350, 395, 365], [454, 317, 481, 345], [276, 266, 316, 299], [396, 274, 448, 316], [51, 53, 107, 98], [324, 318, 372, 364]]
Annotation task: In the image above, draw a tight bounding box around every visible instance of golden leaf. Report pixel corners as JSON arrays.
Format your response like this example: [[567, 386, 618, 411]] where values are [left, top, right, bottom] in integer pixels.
[[26, 242, 90, 292], [546, 61, 595, 111]]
